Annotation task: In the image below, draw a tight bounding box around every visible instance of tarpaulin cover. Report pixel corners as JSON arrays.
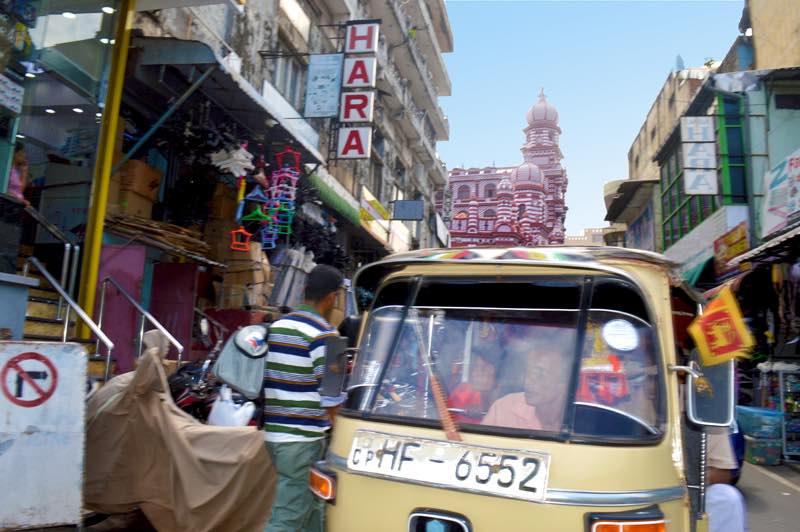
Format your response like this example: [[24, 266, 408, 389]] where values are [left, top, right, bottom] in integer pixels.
[[84, 349, 275, 532]]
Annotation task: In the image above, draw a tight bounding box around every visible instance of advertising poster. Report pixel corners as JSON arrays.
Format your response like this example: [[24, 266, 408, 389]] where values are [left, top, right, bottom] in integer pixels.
[[303, 53, 343, 118]]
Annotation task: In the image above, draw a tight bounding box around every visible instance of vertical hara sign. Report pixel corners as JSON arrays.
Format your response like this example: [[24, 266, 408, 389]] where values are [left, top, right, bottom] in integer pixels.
[[336, 20, 379, 160]]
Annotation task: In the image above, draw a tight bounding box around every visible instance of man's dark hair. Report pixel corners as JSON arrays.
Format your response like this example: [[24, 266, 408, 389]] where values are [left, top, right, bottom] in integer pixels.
[[305, 264, 344, 302]]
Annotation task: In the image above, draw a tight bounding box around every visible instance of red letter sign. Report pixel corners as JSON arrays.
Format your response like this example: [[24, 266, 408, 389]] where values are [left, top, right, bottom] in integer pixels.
[[345, 22, 380, 54], [337, 127, 372, 159], [343, 57, 377, 88], [340, 92, 374, 123]]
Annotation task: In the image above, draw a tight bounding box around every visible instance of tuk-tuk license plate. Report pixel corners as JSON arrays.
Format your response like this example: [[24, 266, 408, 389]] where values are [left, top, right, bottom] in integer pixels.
[[346, 430, 550, 502]]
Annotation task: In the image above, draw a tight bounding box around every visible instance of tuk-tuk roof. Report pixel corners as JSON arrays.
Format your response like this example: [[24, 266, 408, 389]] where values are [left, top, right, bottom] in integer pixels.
[[353, 246, 700, 312], [377, 246, 677, 269]]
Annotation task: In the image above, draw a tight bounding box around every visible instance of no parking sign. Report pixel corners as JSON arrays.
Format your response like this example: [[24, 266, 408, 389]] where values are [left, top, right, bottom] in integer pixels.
[[0, 342, 86, 529]]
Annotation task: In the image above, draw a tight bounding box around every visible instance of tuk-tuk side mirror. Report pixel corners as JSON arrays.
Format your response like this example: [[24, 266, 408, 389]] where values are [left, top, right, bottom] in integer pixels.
[[685, 360, 735, 427], [320, 336, 349, 399], [338, 315, 363, 349]]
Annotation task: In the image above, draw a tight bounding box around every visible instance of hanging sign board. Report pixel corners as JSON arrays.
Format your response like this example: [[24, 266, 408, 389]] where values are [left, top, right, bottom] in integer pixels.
[[681, 117, 718, 195], [713, 221, 749, 276], [340, 91, 375, 123], [334, 20, 379, 160], [343, 56, 377, 88], [0, 342, 86, 529], [761, 146, 800, 238], [360, 186, 390, 245], [337, 126, 372, 159], [0, 72, 23, 114], [304, 53, 344, 118]]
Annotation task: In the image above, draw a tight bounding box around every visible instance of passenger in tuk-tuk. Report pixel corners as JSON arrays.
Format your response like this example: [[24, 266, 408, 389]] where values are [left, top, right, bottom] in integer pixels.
[[447, 347, 501, 424], [483, 332, 574, 431]]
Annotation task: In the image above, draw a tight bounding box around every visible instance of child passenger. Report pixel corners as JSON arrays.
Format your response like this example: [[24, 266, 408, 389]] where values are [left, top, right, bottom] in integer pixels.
[[447, 349, 500, 424]]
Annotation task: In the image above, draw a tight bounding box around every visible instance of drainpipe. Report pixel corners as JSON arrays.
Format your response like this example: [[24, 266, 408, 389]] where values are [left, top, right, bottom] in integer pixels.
[[77, 0, 136, 336]]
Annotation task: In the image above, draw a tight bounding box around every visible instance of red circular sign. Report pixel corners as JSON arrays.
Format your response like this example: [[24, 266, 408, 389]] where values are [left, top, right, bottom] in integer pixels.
[[1, 352, 58, 407]]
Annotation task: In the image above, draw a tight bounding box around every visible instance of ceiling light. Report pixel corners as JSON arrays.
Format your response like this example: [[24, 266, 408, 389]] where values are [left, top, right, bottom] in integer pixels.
[[45, 109, 56, 114], [102, 7, 115, 14], [62, 12, 76, 19], [25, 72, 35, 78], [96, 112, 102, 118], [16, 134, 25, 139], [73, 108, 84, 113], [99, 38, 110, 44], [110, 39, 116, 45]]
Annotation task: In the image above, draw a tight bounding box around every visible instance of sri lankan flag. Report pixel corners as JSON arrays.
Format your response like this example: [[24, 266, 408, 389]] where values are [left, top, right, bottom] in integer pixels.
[[688, 286, 754, 366]]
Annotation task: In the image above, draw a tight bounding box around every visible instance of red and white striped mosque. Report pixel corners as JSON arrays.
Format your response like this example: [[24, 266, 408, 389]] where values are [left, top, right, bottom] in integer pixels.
[[437, 89, 568, 247]]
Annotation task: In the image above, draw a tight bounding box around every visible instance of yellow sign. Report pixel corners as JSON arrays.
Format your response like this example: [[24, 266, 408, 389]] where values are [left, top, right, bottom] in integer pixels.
[[359, 186, 390, 245], [688, 286, 754, 366]]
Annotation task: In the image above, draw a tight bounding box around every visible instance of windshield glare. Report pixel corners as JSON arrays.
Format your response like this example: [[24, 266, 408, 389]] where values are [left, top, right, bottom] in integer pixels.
[[347, 280, 663, 442]]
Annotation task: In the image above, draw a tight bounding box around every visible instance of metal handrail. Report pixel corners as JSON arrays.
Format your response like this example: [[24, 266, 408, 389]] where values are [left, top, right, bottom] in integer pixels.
[[23, 257, 115, 379], [97, 276, 185, 366]]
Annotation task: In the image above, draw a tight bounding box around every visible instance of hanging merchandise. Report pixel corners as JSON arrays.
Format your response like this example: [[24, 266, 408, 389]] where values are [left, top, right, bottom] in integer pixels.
[[229, 226, 253, 252], [211, 143, 255, 178]]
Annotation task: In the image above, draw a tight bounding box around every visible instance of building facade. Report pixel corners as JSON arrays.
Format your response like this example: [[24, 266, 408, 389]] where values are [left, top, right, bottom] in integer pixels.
[[564, 228, 606, 247], [604, 67, 712, 252], [438, 90, 567, 247]]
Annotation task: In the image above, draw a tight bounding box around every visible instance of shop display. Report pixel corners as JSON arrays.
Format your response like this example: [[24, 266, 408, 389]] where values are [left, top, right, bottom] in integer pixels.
[[105, 213, 210, 258], [735, 405, 783, 439], [744, 435, 783, 466], [779, 371, 800, 456]]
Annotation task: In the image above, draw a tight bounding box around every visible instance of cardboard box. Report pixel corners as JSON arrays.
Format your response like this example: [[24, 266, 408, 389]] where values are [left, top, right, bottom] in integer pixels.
[[218, 283, 267, 309], [209, 183, 239, 220], [223, 267, 266, 287], [119, 189, 154, 218], [117, 160, 162, 201]]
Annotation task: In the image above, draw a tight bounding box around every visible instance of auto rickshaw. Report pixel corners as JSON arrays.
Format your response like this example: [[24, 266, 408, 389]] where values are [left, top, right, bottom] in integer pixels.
[[312, 247, 734, 532]]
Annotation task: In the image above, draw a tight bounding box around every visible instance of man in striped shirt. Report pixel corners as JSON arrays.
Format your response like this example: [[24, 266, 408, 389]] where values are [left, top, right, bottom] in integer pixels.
[[263, 264, 344, 532]]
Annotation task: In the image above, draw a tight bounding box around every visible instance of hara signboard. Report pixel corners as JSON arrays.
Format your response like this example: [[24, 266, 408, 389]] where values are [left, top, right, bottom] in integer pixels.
[[681, 116, 718, 195]]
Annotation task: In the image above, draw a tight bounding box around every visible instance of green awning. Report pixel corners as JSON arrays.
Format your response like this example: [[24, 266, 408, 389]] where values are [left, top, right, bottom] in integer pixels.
[[683, 257, 714, 287], [308, 171, 361, 226]]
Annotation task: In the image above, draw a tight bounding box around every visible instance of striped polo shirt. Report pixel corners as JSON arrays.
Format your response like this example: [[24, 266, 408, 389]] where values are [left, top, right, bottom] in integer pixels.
[[263, 305, 337, 443]]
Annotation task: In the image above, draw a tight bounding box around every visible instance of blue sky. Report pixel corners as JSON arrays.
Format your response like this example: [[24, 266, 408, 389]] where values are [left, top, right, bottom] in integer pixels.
[[438, 0, 744, 235]]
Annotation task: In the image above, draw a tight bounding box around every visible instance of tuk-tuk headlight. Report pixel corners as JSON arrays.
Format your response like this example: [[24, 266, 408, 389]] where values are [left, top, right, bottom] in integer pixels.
[[309, 462, 336, 502]]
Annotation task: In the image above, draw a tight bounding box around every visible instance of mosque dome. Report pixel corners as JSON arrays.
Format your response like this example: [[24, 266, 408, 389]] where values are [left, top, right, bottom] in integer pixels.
[[511, 162, 544, 189], [526, 88, 559, 126], [498, 177, 513, 194]]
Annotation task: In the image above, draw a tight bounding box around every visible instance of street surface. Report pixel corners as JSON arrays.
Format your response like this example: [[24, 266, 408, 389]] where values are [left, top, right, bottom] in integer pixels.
[[740, 462, 800, 531]]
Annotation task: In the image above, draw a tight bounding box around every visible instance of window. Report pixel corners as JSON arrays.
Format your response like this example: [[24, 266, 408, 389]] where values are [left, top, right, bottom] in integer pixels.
[[275, 39, 306, 110], [485, 183, 497, 199], [457, 185, 470, 200], [776, 94, 800, 110], [484, 209, 496, 218], [346, 277, 663, 443]]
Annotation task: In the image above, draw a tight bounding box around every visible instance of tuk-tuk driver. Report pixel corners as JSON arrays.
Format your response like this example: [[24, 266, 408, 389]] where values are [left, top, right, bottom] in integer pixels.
[[482, 334, 573, 431]]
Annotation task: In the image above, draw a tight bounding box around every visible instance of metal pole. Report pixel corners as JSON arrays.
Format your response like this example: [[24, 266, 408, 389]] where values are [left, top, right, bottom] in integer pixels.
[[68, 246, 80, 300], [111, 65, 217, 175], [104, 348, 114, 382], [57, 242, 71, 320], [77, 0, 137, 335], [96, 280, 108, 356], [62, 305, 71, 342], [137, 314, 145, 358]]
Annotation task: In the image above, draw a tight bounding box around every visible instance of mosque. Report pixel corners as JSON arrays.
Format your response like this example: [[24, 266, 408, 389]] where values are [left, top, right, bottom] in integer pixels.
[[438, 90, 568, 247]]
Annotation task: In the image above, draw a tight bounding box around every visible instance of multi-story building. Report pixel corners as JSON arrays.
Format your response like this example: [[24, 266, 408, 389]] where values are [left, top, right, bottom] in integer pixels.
[[604, 67, 712, 252], [438, 91, 567, 247], [744, 0, 800, 70], [134, 0, 453, 261], [564, 228, 607, 247]]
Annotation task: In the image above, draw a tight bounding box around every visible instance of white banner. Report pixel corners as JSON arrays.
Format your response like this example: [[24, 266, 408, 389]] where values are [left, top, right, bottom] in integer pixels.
[[304, 54, 344, 118], [761, 146, 800, 238]]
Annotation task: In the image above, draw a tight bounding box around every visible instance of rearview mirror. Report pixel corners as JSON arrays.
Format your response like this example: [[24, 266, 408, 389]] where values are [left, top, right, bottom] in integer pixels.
[[687, 359, 734, 427], [320, 336, 349, 399]]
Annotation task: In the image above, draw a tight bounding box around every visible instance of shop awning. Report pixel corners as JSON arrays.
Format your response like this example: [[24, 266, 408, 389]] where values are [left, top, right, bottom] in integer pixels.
[[604, 178, 659, 223], [129, 37, 325, 165], [135, 0, 242, 10], [683, 257, 714, 287], [728, 221, 800, 267], [307, 166, 361, 226]]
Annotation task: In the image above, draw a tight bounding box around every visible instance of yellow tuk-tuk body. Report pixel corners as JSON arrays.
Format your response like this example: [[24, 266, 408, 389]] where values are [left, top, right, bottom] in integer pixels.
[[320, 247, 710, 532]]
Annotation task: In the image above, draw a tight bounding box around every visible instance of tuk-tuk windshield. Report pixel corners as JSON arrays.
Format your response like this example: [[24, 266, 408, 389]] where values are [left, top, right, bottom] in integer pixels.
[[347, 277, 663, 442]]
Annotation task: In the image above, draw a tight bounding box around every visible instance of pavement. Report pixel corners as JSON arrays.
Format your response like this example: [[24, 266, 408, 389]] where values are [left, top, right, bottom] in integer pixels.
[[739, 461, 800, 531]]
